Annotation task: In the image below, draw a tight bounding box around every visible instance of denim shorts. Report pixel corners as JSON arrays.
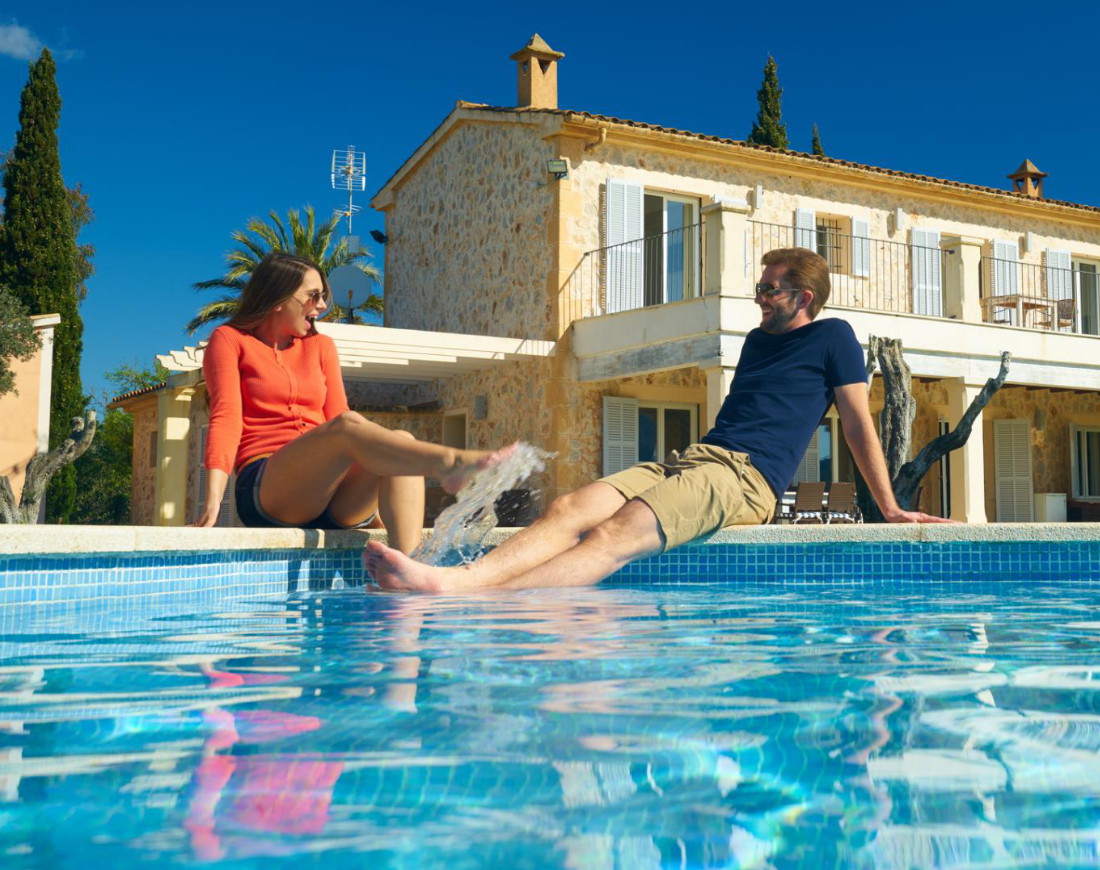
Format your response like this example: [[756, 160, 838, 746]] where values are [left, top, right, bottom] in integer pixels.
[[234, 457, 377, 530]]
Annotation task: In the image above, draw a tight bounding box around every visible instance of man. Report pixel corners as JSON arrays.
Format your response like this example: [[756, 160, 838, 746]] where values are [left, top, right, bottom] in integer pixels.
[[365, 247, 951, 592]]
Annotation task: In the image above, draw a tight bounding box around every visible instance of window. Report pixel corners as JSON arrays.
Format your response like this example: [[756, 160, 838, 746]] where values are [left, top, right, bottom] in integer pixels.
[[605, 179, 700, 313], [791, 422, 836, 486], [793, 209, 869, 279], [1073, 259, 1100, 336], [938, 419, 952, 518], [1071, 425, 1100, 499], [602, 397, 698, 474], [442, 412, 467, 449], [197, 425, 233, 527], [637, 402, 697, 463], [815, 215, 850, 274], [643, 193, 699, 306]]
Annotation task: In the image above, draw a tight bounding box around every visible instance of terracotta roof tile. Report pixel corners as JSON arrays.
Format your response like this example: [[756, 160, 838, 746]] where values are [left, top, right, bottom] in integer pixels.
[[457, 102, 1099, 214], [108, 382, 166, 408]]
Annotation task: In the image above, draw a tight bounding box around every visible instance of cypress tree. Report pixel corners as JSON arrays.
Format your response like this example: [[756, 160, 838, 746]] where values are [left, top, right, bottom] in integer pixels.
[[812, 124, 825, 156], [747, 56, 789, 150], [0, 49, 85, 522]]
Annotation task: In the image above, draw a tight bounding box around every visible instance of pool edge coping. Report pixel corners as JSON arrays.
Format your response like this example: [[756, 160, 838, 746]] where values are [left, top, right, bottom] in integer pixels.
[[3, 522, 1099, 556]]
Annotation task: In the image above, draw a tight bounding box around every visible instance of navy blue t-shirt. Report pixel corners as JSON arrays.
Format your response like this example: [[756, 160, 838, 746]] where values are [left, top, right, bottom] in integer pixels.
[[701, 318, 867, 498]]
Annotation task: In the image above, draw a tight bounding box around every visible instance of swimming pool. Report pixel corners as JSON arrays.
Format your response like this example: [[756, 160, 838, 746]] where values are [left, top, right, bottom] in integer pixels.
[[2, 525, 1100, 868]]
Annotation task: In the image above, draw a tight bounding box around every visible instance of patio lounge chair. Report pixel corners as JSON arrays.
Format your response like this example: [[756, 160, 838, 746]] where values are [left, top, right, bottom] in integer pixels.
[[824, 481, 862, 524], [790, 481, 826, 524]]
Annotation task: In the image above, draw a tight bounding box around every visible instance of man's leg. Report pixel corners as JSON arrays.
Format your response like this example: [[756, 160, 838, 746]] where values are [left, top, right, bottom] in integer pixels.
[[364, 481, 630, 592]]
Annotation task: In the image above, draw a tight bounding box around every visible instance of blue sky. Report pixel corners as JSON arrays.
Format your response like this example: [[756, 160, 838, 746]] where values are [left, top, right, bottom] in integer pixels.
[[3, 0, 1099, 407]]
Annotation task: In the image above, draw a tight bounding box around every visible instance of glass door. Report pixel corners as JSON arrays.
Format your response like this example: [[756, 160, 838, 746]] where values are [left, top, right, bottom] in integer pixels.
[[1075, 261, 1099, 335], [643, 194, 699, 306]]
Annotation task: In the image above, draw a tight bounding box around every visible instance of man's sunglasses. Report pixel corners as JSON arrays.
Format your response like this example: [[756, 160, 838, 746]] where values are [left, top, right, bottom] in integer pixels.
[[754, 283, 802, 301]]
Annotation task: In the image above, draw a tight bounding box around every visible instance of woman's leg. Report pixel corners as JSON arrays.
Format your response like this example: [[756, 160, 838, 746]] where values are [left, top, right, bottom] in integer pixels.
[[323, 431, 426, 553], [258, 412, 504, 527]]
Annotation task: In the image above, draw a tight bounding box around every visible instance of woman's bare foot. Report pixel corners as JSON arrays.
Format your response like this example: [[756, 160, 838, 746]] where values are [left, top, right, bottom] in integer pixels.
[[362, 540, 466, 593], [437, 442, 519, 494]]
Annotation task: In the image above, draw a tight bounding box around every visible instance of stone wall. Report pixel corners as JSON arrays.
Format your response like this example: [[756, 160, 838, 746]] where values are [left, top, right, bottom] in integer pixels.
[[129, 400, 159, 525], [384, 119, 558, 339], [565, 141, 1100, 314], [982, 385, 1100, 519]]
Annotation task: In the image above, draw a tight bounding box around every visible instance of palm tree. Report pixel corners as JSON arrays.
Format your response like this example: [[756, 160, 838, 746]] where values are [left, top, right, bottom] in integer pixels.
[[188, 206, 382, 334]]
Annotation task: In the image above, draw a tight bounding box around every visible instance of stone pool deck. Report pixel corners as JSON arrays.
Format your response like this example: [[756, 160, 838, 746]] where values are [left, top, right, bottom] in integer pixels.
[[3, 521, 1099, 556]]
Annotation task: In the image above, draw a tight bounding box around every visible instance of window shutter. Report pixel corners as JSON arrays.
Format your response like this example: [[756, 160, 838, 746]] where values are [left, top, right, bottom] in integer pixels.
[[605, 179, 644, 313], [794, 208, 817, 250], [993, 419, 1033, 522], [198, 425, 233, 527], [792, 428, 821, 485], [1045, 248, 1072, 301], [851, 218, 870, 278], [911, 229, 943, 317], [602, 396, 639, 476], [992, 240, 1020, 295]]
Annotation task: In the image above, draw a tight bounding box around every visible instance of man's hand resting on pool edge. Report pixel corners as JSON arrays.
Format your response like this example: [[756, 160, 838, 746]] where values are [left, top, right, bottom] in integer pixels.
[[882, 506, 959, 524]]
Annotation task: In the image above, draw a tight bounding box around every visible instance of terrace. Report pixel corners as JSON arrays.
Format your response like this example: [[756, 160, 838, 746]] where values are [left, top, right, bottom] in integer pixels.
[[562, 213, 1100, 338]]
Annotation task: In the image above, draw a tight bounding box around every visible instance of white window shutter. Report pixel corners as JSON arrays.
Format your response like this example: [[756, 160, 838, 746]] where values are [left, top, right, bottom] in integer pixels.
[[602, 396, 639, 475], [792, 428, 821, 485], [605, 179, 644, 313], [198, 425, 233, 527], [794, 208, 817, 250], [911, 229, 943, 317], [993, 419, 1033, 522], [992, 240, 1020, 295], [1045, 248, 1072, 301], [851, 218, 870, 278]]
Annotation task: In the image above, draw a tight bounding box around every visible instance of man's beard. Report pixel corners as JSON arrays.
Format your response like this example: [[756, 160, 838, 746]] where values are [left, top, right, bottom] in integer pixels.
[[761, 304, 799, 334]]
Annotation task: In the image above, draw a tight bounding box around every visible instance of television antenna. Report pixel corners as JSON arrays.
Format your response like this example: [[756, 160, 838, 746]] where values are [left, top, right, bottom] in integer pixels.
[[331, 145, 366, 237]]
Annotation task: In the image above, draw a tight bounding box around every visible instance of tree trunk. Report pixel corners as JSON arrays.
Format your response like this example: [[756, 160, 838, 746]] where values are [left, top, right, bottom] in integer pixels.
[[857, 338, 1010, 521], [0, 411, 97, 523]]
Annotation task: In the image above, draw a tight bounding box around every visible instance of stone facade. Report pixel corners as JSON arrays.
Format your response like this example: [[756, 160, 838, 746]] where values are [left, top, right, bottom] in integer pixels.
[[128, 398, 159, 526], [382, 119, 558, 340]]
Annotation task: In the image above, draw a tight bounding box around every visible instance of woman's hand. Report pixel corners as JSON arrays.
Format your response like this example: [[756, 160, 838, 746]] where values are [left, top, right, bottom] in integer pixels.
[[189, 469, 230, 527], [190, 505, 223, 528]]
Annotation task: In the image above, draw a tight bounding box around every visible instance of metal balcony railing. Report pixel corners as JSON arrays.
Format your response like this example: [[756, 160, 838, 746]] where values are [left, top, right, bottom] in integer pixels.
[[980, 257, 1100, 335], [561, 223, 702, 323], [749, 221, 953, 317]]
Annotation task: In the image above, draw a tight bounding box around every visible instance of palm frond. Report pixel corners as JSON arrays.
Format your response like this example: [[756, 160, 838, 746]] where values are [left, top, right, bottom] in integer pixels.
[[186, 296, 241, 334], [189, 205, 385, 332]]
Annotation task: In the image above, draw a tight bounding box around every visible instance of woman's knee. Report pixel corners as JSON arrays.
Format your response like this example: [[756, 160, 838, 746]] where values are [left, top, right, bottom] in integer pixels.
[[391, 429, 416, 442]]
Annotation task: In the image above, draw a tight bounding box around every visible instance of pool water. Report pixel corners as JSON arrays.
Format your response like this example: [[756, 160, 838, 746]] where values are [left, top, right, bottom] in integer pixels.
[[3, 580, 1100, 869]]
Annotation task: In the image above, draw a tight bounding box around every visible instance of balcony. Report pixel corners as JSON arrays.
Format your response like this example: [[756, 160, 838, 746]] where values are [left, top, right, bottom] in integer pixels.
[[981, 257, 1100, 335], [749, 221, 953, 317], [562, 222, 702, 323], [563, 211, 1100, 344]]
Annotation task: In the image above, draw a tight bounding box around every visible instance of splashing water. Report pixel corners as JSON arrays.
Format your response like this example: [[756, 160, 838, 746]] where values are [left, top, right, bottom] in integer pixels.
[[411, 442, 554, 567]]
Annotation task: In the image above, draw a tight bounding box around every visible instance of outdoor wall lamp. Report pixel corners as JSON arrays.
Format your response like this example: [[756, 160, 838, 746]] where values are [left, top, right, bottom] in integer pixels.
[[369, 229, 388, 245], [546, 158, 569, 181]]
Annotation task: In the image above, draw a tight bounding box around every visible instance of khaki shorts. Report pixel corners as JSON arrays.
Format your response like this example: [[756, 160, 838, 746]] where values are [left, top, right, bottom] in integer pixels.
[[600, 444, 776, 552]]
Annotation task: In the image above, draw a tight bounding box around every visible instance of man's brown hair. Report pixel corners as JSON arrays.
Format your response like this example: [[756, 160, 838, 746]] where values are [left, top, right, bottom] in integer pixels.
[[761, 247, 831, 319]]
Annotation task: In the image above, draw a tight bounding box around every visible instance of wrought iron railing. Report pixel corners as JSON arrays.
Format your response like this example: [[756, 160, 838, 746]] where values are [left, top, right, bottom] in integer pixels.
[[561, 223, 702, 323], [749, 221, 953, 317], [980, 257, 1099, 334]]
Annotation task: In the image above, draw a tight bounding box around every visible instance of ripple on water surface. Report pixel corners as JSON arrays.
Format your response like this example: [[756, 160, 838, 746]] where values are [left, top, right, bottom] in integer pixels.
[[2, 581, 1100, 868]]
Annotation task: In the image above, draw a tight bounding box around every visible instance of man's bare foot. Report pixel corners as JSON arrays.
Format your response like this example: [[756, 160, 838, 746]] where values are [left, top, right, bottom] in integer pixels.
[[438, 442, 519, 494], [362, 540, 462, 593]]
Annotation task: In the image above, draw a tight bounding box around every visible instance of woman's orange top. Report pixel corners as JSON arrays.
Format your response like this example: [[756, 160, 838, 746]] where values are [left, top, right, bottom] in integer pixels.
[[203, 325, 350, 474]]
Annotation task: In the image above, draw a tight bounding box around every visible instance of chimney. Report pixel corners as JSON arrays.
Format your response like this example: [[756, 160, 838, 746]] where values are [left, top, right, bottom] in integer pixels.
[[1007, 159, 1047, 199], [510, 34, 564, 109]]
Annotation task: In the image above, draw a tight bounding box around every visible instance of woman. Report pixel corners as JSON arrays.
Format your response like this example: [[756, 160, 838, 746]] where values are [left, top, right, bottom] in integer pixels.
[[195, 252, 503, 552]]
